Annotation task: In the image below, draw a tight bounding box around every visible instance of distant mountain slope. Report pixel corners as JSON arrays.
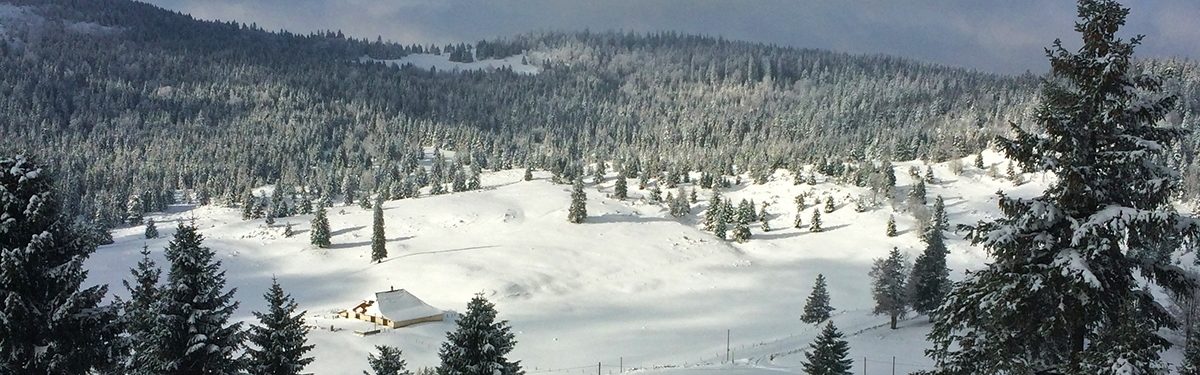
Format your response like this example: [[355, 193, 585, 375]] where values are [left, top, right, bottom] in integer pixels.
[[0, 0, 1196, 223]]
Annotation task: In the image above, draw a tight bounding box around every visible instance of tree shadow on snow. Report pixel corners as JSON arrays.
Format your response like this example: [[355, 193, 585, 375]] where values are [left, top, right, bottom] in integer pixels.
[[588, 214, 677, 224], [756, 231, 805, 240], [387, 245, 499, 261], [330, 225, 366, 236]]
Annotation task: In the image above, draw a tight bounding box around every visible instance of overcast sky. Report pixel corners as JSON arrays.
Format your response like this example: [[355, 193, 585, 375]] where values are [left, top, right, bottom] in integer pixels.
[[142, 0, 1200, 75]]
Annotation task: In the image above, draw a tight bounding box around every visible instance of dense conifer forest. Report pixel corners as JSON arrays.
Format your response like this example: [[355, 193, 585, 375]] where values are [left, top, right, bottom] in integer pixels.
[[1, 0, 1198, 229]]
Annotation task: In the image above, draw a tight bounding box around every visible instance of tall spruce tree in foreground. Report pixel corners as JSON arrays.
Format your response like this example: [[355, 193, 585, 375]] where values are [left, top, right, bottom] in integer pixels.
[[311, 203, 331, 248], [907, 216, 950, 316], [437, 293, 522, 375], [121, 246, 162, 375], [870, 248, 908, 329], [247, 278, 314, 375], [371, 198, 387, 263], [0, 156, 119, 375], [927, 1, 1197, 373], [801, 322, 853, 375], [151, 224, 244, 374], [365, 346, 410, 375], [567, 178, 587, 223], [801, 274, 834, 324]]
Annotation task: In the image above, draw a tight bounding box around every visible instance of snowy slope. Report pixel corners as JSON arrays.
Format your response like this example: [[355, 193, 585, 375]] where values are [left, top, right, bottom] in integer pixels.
[[361, 53, 541, 74], [83, 151, 1185, 374]]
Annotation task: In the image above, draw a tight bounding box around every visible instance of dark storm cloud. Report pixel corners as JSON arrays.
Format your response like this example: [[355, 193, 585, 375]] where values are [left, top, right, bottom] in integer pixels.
[[142, 0, 1200, 74]]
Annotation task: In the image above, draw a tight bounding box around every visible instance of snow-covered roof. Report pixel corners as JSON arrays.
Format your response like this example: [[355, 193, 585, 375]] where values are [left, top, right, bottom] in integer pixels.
[[372, 289, 444, 322]]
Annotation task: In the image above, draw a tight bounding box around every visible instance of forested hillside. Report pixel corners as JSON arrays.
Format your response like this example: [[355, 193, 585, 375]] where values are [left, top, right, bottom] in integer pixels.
[[1, 0, 1197, 227]]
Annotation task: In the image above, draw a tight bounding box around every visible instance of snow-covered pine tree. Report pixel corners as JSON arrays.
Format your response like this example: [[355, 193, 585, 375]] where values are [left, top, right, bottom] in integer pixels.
[[931, 195, 947, 231], [870, 247, 907, 329], [1182, 327, 1200, 375], [689, 188, 698, 204], [149, 224, 243, 374], [126, 194, 145, 225], [638, 173, 648, 190], [885, 215, 897, 237], [567, 178, 587, 223], [793, 210, 803, 229], [246, 278, 315, 375], [270, 183, 288, 218], [241, 191, 255, 220], [364, 346, 410, 375], [907, 215, 949, 316], [310, 204, 332, 248], [121, 246, 161, 375], [703, 190, 721, 232], [801, 322, 853, 375], [145, 218, 159, 239], [613, 172, 628, 199], [298, 193, 313, 215], [823, 196, 835, 213], [973, 153, 984, 169], [371, 198, 387, 263], [436, 293, 522, 375], [467, 165, 481, 190], [284, 222, 294, 238], [523, 166, 533, 181], [928, 1, 1198, 373], [908, 179, 927, 207], [810, 209, 823, 232], [806, 173, 817, 185], [648, 183, 662, 202], [801, 274, 834, 324], [758, 202, 769, 223], [0, 156, 119, 375], [732, 205, 752, 243], [924, 166, 935, 183]]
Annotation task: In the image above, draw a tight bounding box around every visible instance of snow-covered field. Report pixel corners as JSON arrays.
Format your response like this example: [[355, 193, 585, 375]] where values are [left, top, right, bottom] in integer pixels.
[[83, 151, 1185, 374], [361, 53, 541, 74]]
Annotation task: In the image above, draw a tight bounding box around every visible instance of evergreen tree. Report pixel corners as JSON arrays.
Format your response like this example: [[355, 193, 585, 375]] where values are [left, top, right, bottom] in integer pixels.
[[523, 166, 533, 181], [885, 215, 897, 237], [365, 346, 410, 375], [908, 180, 926, 206], [283, 222, 294, 238], [310, 204, 332, 248], [924, 166, 935, 183], [0, 156, 119, 375], [931, 195, 947, 231], [127, 194, 145, 225], [1182, 324, 1200, 375], [973, 153, 985, 169], [613, 173, 628, 199], [731, 207, 751, 243], [928, 2, 1197, 373], [145, 218, 159, 239], [150, 224, 243, 374], [121, 246, 161, 375], [567, 178, 587, 223], [870, 248, 908, 329], [271, 183, 288, 218], [371, 198, 387, 263], [800, 274, 834, 324], [467, 166, 482, 191], [436, 293, 522, 375], [703, 190, 722, 232], [246, 279, 315, 375], [907, 217, 950, 316], [823, 196, 835, 213], [793, 210, 803, 229], [809, 209, 823, 232], [241, 191, 256, 220], [801, 322, 853, 375], [713, 209, 728, 240], [648, 184, 662, 202]]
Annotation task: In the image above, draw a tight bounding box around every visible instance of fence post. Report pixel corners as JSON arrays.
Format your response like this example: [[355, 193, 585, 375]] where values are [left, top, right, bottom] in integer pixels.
[[726, 329, 731, 363], [892, 356, 896, 375], [863, 357, 867, 375], [597, 361, 601, 375]]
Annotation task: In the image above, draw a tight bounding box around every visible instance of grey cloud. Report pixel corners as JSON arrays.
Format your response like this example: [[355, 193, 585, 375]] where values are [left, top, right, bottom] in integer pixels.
[[143, 0, 1200, 74]]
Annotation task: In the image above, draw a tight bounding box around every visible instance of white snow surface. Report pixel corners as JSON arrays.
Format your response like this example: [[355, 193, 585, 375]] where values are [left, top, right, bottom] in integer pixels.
[[361, 53, 540, 75], [84, 150, 1186, 374]]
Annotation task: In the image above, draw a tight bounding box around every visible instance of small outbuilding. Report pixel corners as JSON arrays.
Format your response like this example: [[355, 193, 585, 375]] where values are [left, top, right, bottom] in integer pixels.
[[339, 288, 457, 329]]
